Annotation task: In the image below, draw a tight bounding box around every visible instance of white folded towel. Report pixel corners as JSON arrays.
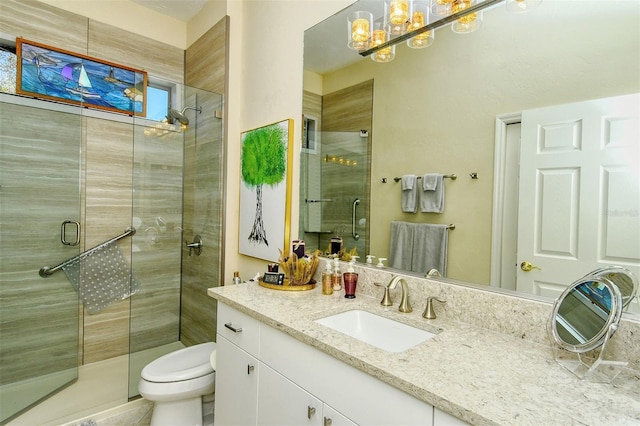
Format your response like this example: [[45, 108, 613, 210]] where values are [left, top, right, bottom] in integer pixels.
[[420, 173, 445, 213], [401, 175, 418, 213]]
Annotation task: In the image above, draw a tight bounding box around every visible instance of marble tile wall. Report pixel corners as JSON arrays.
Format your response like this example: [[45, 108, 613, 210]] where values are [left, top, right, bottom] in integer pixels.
[[1, 0, 188, 371], [181, 17, 228, 347], [0, 103, 82, 383]]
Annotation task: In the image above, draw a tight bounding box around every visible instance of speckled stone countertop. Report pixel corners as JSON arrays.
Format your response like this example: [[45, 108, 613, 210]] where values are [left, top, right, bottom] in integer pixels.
[[208, 281, 640, 425]]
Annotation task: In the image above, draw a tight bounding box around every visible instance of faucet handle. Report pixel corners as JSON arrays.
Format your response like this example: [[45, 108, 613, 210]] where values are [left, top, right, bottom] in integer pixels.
[[374, 282, 393, 306], [422, 297, 446, 319]]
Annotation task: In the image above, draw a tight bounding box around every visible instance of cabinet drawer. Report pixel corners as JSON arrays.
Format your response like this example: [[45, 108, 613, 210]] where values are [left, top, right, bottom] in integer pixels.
[[217, 303, 260, 356], [260, 323, 433, 426]]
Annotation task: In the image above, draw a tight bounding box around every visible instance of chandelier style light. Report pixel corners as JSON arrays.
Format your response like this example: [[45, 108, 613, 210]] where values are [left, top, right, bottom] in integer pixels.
[[348, 0, 541, 62]]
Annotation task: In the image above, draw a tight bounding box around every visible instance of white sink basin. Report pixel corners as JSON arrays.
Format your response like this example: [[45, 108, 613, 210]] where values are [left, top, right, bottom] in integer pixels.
[[315, 310, 436, 353]]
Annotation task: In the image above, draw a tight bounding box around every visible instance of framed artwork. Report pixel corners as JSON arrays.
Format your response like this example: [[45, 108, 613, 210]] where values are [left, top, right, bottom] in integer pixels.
[[239, 119, 294, 262], [16, 38, 147, 116]]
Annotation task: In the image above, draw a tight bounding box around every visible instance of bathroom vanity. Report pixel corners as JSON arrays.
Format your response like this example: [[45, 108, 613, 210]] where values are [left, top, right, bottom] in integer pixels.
[[208, 269, 640, 425]]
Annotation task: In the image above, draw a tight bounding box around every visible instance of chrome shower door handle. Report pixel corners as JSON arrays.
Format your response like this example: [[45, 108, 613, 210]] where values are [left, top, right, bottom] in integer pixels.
[[352, 198, 360, 240], [61, 220, 80, 246]]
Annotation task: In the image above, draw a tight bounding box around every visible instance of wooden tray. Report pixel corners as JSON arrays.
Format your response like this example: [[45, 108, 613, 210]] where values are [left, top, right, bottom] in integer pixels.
[[258, 278, 316, 291]]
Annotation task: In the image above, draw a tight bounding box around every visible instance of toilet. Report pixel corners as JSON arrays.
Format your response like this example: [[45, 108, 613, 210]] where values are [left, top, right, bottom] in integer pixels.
[[139, 342, 216, 426]]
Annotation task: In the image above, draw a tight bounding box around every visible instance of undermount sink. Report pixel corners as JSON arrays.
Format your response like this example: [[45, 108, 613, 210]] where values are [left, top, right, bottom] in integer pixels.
[[315, 310, 436, 353]]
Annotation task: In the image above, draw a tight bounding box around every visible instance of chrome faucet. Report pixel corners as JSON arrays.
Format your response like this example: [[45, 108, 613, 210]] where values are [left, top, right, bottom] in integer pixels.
[[387, 276, 412, 313]]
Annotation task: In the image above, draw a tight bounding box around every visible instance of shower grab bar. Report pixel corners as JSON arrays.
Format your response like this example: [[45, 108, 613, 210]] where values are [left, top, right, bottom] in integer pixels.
[[305, 198, 333, 203], [39, 227, 136, 278], [352, 198, 360, 241]]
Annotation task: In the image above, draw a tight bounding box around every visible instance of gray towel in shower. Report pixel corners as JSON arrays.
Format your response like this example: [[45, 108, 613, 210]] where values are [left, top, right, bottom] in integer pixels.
[[62, 240, 140, 314]]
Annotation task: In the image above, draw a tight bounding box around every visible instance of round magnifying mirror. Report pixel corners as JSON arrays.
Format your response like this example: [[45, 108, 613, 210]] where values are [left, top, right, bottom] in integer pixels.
[[585, 266, 638, 310], [550, 275, 623, 353]]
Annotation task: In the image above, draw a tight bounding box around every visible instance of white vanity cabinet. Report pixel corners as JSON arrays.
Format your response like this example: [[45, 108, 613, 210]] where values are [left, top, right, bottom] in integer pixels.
[[215, 302, 464, 426], [257, 362, 355, 426], [214, 336, 259, 426], [214, 303, 261, 425]]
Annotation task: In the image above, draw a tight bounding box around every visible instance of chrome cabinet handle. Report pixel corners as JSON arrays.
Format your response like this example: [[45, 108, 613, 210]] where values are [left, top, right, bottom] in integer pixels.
[[307, 406, 316, 419], [324, 418, 333, 426], [247, 364, 254, 375], [224, 322, 243, 333]]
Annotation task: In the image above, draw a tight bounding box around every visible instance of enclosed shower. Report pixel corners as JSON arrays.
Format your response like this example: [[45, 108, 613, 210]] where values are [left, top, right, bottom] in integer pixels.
[[0, 80, 224, 424]]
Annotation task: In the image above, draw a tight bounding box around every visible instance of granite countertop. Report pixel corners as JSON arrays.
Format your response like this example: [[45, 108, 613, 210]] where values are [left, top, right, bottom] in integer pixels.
[[208, 281, 640, 426]]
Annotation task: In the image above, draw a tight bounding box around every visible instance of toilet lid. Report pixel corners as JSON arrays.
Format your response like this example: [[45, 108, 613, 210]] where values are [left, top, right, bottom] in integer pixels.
[[141, 342, 216, 383]]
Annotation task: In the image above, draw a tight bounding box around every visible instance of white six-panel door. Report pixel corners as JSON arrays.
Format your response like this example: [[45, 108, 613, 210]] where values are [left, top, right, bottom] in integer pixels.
[[516, 94, 640, 306]]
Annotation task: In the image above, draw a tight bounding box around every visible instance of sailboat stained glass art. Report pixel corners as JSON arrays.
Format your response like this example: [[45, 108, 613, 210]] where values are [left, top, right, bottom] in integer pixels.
[[16, 38, 147, 117]]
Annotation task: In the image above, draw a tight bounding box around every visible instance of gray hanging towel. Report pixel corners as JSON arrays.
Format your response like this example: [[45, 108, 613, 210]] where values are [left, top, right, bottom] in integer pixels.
[[411, 223, 448, 276], [389, 221, 414, 271], [62, 240, 140, 314], [389, 221, 449, 275], [420, 173, 445, 213]]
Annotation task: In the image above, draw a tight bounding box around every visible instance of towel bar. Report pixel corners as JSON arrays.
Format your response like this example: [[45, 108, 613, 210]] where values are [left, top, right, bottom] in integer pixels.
[[393, 174, 456, 182], [39, 227, 136, 278]]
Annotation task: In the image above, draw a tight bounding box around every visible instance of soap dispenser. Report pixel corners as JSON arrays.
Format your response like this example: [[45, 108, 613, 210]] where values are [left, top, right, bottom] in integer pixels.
[[321, 260, 333, 295], [332, 257, 342, 291], [346, 259, 355, 273]]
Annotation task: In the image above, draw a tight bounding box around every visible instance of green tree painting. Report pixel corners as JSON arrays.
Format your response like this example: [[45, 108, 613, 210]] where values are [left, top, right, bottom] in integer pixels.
[[241, 122, 287, 247]]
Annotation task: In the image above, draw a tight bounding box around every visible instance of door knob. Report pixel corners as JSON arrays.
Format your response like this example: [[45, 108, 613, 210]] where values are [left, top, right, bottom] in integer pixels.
[[520, 261, 541, 272]]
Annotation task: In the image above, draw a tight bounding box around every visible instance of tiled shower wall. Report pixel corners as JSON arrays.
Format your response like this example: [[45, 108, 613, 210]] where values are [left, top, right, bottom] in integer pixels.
[[181, 18, 228, 346], [0, 0, 194, 367], [319, 80, 373, 256]]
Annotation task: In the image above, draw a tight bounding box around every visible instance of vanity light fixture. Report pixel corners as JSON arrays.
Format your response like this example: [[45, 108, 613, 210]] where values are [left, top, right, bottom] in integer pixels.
[[348, 11, 374, 51], [450, 0, 483, 34], [407, 0, 434, 49], [506, 0, 542, 14], [351, 0, 541, 60]]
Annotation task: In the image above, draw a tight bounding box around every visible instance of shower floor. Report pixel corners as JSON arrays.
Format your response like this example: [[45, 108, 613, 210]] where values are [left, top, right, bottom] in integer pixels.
[[5, 342, 183, 426]]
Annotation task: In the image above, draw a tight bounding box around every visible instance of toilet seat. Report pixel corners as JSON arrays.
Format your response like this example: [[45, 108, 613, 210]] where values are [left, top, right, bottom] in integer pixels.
[[141, 342, 216, 383]]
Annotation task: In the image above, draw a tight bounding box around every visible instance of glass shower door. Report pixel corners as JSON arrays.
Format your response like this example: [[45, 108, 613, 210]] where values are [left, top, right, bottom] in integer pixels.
[[0, 99, 81, 423]]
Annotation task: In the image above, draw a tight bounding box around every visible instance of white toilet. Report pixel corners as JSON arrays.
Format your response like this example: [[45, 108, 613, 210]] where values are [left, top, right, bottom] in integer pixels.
[[138, 342, 216, 426]]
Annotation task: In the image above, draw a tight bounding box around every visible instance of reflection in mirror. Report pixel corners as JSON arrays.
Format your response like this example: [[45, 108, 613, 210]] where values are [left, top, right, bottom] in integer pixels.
[[302, 0, 640, 303], [549, 274, 627, 382], [587, 266, 639, 311], [552, 279, 619, 352]]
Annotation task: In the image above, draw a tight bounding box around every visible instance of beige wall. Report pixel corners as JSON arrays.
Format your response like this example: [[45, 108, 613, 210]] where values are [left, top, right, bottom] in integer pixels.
[[225, 0, 353, 281]]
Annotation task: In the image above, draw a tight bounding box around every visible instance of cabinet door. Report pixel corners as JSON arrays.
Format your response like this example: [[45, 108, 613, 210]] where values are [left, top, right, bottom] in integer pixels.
[[434, 408, 469, 425], [323, 404, 357, 426], [214, 336, 259, 426], [257, 363, 323, 426]]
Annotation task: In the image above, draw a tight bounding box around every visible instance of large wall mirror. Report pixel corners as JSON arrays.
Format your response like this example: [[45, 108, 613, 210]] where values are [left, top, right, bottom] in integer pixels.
[[301, 0, 640, 309]]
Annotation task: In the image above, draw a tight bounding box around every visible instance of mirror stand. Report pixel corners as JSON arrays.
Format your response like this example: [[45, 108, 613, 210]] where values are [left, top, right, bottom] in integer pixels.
[[547, 320, 628, 383]]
